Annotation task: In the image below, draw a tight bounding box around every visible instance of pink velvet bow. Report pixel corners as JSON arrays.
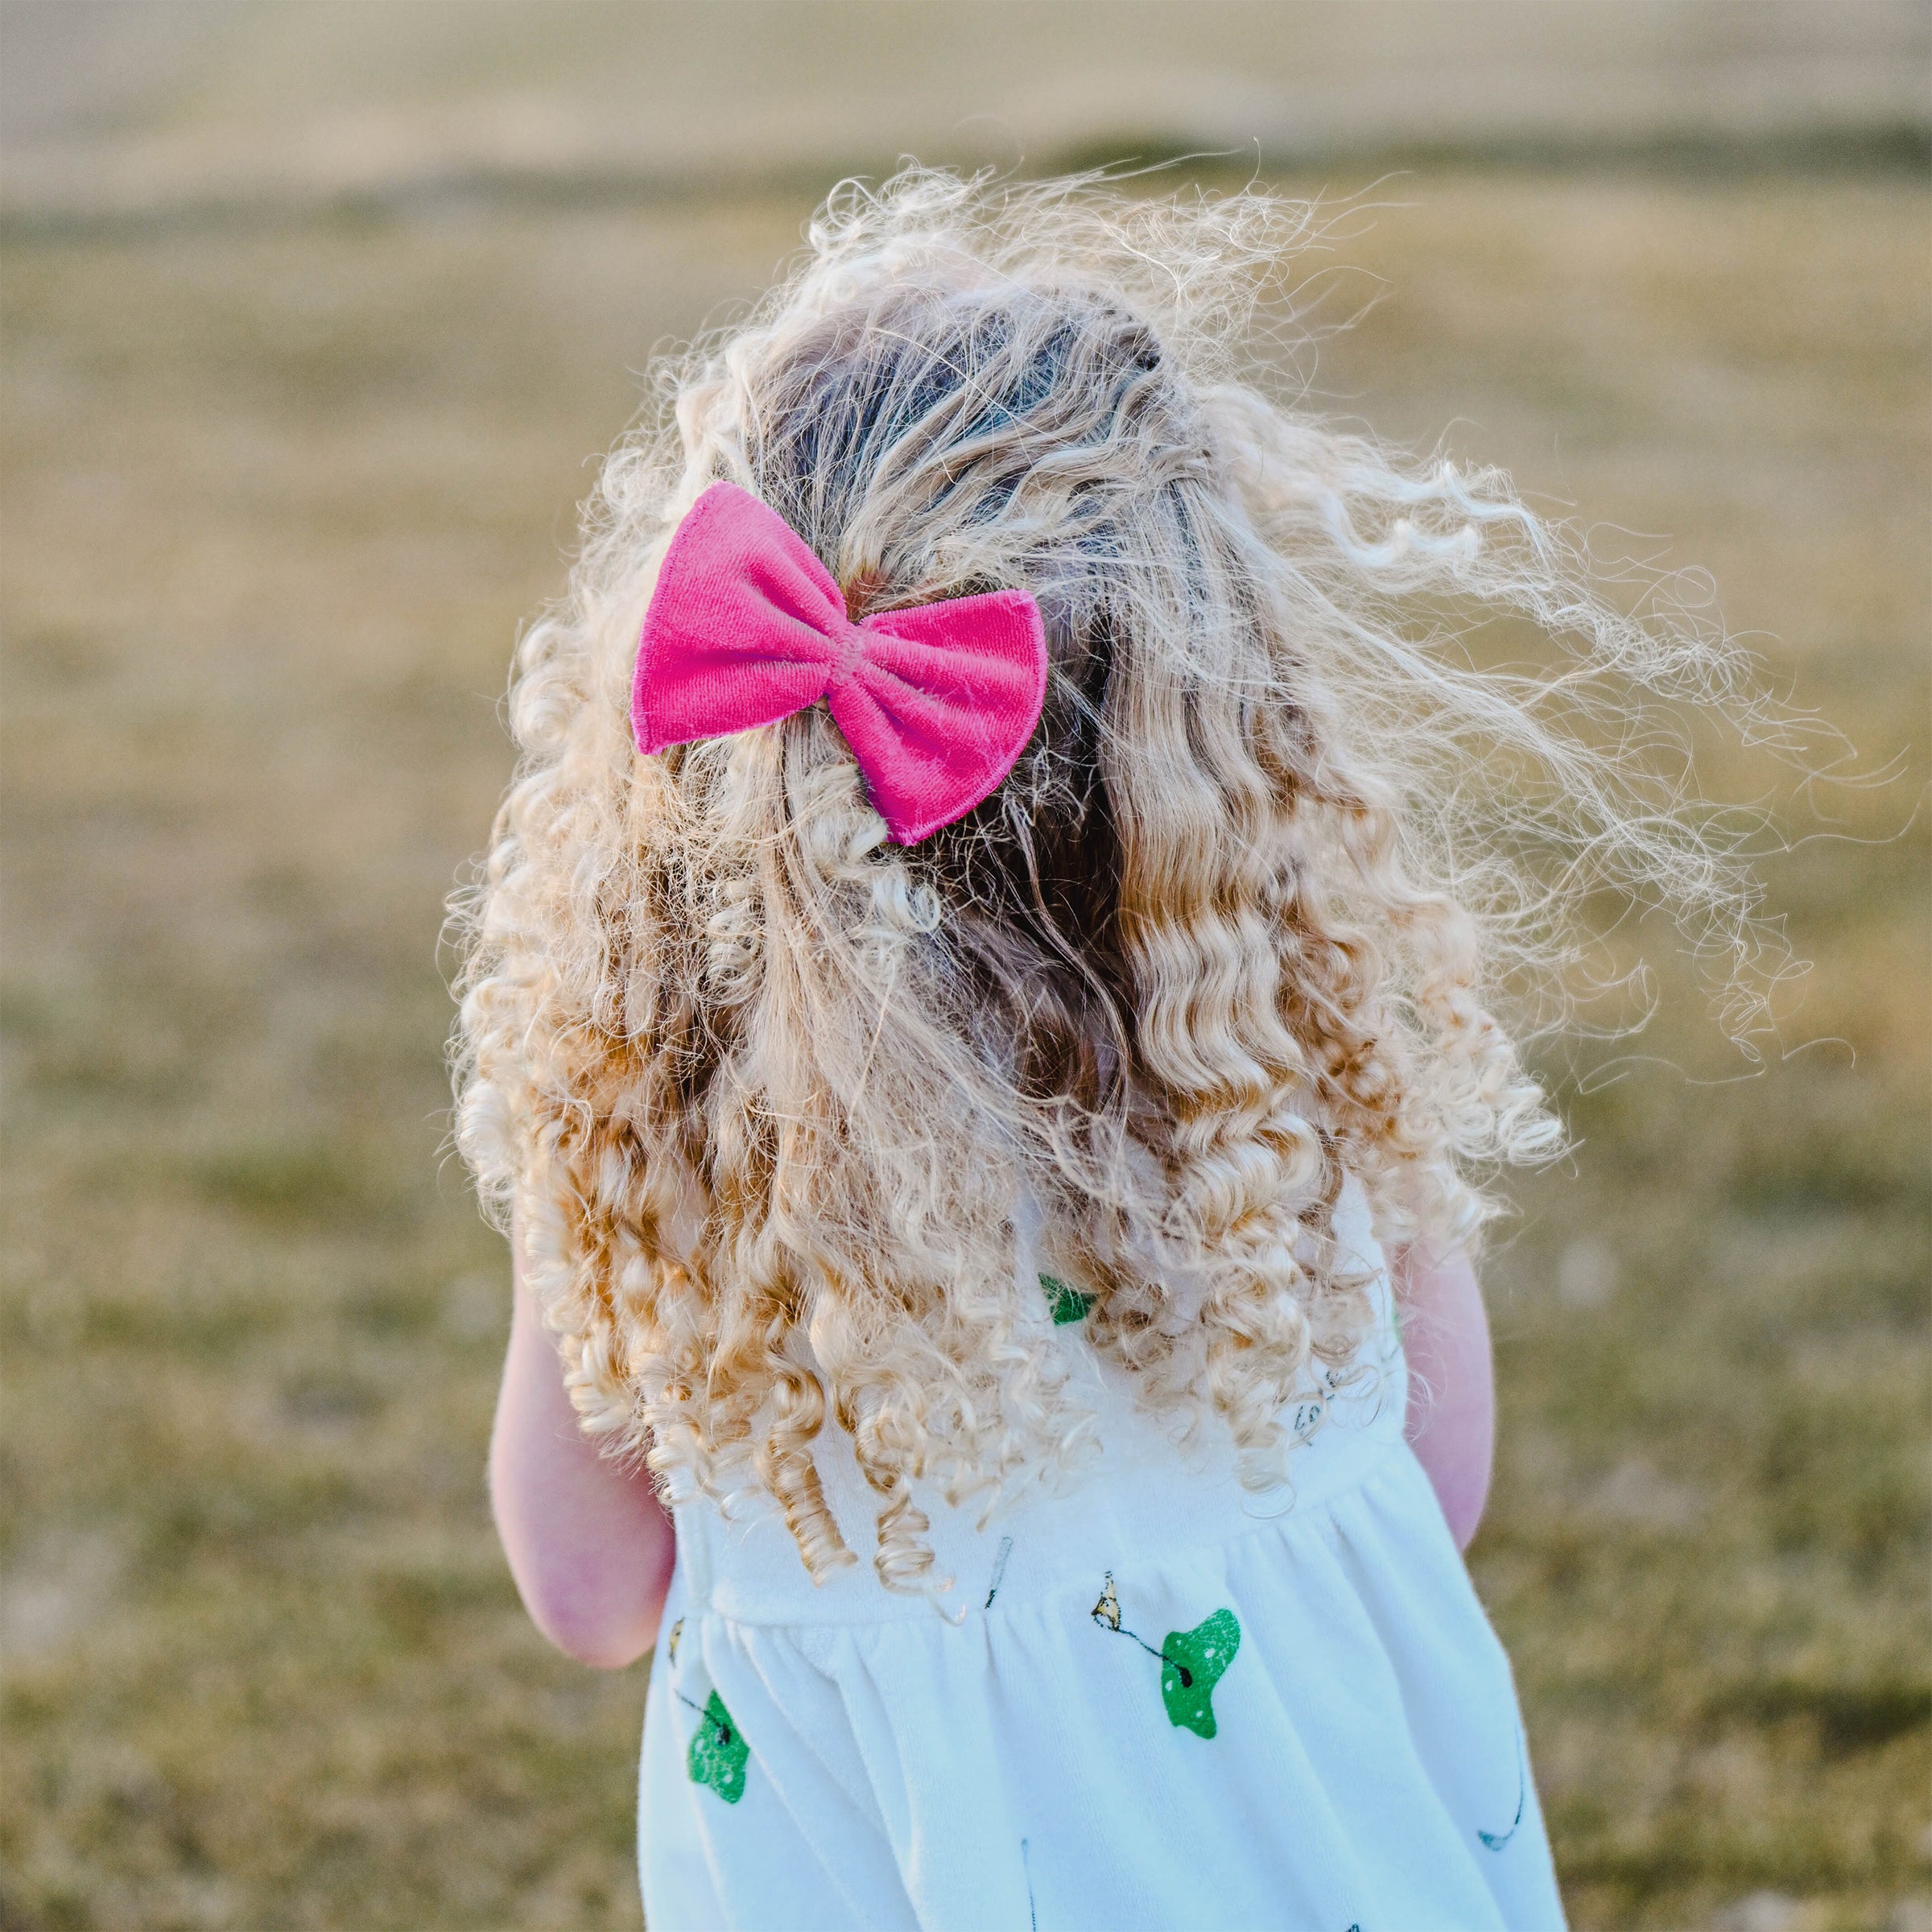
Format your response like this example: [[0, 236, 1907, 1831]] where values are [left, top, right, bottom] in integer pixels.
[[630, 482, 1048, 844]]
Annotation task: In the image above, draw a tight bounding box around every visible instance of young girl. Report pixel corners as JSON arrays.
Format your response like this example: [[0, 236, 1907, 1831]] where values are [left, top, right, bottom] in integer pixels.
[[457, 171, 1777, 1931]]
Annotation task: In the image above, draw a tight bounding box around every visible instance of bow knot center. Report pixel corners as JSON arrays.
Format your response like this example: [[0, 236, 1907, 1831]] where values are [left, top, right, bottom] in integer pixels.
[[823, 617, 871, 696]]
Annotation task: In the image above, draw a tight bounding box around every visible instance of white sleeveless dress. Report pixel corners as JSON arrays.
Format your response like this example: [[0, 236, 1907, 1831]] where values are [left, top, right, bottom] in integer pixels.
[[638, 1182, 1567, 1930]]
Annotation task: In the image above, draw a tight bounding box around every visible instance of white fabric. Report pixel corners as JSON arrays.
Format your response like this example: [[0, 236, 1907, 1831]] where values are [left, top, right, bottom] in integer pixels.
[[638, 1182, 1567, 1930]]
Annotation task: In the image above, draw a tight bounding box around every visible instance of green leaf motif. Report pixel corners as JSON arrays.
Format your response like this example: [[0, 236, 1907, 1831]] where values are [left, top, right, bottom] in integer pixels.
[[1160, 1608, 1241, 1738], [1042, 1274, 1094, 1325], [687, 1690, 749, 1804]]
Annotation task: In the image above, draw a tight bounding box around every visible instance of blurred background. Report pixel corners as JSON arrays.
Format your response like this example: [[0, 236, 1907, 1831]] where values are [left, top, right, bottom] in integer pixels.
[[1, 4, 1926, 1928]]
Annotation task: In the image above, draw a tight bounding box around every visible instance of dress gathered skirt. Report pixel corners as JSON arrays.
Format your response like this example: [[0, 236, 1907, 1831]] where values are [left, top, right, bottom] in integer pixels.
[[638, 1183, 1567, 1931]]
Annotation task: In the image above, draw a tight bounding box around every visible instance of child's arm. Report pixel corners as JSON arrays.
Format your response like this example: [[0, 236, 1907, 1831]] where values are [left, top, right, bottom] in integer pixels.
[[489, 1224, 675, 1668], [1395, 1245, 1496, 1551]]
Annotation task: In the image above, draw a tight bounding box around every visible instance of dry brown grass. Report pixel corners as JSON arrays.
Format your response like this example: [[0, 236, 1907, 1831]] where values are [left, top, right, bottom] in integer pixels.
[[1, 169, 1926, 1930]]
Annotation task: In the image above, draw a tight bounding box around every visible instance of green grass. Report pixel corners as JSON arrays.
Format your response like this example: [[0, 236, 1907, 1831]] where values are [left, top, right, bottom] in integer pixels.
[[2, 171, 1926, 1930]]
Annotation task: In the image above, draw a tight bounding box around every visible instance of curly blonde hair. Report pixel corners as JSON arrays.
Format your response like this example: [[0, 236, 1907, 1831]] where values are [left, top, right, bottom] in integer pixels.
[[452, 168, 1787, 1596]]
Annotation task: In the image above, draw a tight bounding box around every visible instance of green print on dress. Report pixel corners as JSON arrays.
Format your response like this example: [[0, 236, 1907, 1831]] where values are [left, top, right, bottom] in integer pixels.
[[1092, 1573, 1242, 1739], [1160, 1608, 1242, 1738], [1041, 1274, 1094, 1325], [683, 1689, 749, 1804]]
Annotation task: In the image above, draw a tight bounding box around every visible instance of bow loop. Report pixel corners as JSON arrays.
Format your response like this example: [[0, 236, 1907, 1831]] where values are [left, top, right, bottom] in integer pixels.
[[631, 483, 1048, 844]]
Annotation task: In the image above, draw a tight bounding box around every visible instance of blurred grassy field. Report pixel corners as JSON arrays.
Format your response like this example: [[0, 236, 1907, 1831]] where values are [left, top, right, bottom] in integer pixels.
[[0, 166, 1926, 1931]]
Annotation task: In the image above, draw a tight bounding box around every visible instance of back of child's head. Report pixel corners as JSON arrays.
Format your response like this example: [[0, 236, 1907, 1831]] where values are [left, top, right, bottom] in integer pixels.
[[455, 170, 1785, 1593]]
